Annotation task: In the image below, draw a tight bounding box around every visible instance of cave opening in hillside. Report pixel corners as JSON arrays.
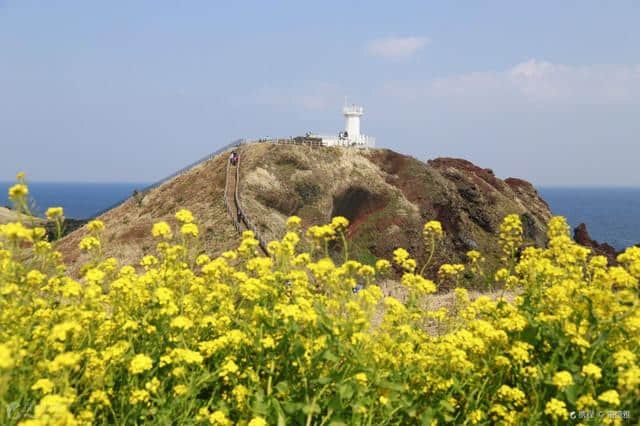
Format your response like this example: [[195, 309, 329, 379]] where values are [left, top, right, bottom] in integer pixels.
[[331, 187, 387, 226]]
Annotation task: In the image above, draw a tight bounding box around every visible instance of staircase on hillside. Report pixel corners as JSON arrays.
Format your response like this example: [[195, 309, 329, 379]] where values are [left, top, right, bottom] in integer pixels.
[[224, 153, 244, 233], [224, 148, 268, 255]]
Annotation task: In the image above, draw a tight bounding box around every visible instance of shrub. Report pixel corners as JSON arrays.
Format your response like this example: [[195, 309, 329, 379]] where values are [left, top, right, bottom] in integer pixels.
[[0, 181, 638, 425]]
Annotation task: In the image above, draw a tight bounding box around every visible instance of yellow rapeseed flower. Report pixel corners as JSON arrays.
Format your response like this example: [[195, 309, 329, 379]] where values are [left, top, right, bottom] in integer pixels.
[[581, 363, 602, 380], [45, 207, 64, 219], [552, 371, 573, 389], [598, 390, 620, 406], [129, 389, 150, 405], [8, 184, 28, 200], [180, 223, 199, 237], [31, 378, 55, 394], [423, 220, 443, 238], [354, 372, 368, 385], [79, 236, 100, 251], [87, 219, 105, 232], [330, 216, 349, 231], [152, 221, 173, 239], [248, 417, 267, 426], [175, 209, 194, 223], [209, 410, 232, 426], [544, 398, 569, 420], [170, 316, 194, 330], [129, 354, 153, 374], [375, 259, 391, 273], [466, 250, 482, 262], [173, 384, 188, 396], [286, 215, 302, 230]]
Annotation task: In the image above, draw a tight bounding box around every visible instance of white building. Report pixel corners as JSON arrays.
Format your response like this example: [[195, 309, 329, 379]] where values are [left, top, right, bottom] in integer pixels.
[[309, 103, 375, 148]]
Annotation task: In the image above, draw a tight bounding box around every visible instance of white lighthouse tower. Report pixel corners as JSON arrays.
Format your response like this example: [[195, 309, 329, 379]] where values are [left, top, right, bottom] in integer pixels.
[[343, 104, 363, 141], [310, 100, 375, 148]]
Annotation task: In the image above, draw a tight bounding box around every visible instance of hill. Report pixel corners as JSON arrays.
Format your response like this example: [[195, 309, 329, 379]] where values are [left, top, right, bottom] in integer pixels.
[[56, 143, 551, 279], [0, 206, 46, 226], [238, 144, 551, 277]]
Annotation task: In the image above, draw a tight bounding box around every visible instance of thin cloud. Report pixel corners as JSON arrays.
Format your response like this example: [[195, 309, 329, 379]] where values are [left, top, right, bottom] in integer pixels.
[[366, 36, 430, 60], [384, 59, 640, 104]]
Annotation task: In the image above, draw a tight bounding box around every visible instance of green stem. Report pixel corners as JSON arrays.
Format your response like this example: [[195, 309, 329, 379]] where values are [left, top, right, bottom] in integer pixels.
[[340, 231, 349, 263], [419, 236, 436, 276]]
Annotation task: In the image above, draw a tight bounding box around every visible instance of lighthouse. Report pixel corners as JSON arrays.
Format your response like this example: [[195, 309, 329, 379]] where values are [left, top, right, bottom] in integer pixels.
[[309, 101, 375, 148], [343, 104, 363, 141]]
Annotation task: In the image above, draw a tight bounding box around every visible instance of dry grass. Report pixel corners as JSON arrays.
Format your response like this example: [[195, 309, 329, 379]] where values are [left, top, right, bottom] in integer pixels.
[[55, 149, 242, 276], [244, 167, 281, 192], [376, 279, 518, 336], [0, 207, 46, 225], [239, 144, 419, 249], [378, 279, 517, 306]]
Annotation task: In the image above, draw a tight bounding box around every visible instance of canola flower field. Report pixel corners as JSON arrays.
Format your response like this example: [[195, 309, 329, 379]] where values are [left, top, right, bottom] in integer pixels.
[[1, 175, 639, 425]]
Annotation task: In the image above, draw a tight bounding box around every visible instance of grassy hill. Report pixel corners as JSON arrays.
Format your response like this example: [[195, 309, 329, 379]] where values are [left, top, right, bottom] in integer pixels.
[[56, 143, 551, 282]]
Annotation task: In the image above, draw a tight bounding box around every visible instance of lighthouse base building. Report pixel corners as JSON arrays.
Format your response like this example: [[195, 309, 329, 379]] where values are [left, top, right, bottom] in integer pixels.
[[309, 104, 375, 148]]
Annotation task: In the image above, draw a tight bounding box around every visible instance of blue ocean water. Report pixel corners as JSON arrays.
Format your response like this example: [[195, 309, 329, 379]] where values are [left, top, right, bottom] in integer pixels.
[[538, 187, 640, 251], [0, 182, 148, 219]]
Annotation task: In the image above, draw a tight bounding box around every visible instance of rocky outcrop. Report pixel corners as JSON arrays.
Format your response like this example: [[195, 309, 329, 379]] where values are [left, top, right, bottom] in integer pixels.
[[573, 223, 618, 264]]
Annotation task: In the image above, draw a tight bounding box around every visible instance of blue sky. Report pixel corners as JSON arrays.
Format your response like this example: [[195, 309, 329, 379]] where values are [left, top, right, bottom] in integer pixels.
[[1, 1, 639, 185]]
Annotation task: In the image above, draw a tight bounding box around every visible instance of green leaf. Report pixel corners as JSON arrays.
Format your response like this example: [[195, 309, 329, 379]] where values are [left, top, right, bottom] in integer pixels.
[[270, 399, 287, 426], [323, 350, 339, 363], [292, 341, 305, 357], [565, 384, 578, 405], [420, 408, 435, 426], [378, 380, 405, 392], [520, 325, 539, 346], [439, 399, 455, 413], [338, 383, 355, 400], [302, 402, 321, 415], [282, 401, 302, 415], [317, 376, 332, 385], [275, 381, 289, 394]]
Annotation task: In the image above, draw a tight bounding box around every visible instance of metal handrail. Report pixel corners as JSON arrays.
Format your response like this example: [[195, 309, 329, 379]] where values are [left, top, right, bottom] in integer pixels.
[[92, 135, 365, 219], [92, 138, 245, 218], [92, 136, 328, 257]]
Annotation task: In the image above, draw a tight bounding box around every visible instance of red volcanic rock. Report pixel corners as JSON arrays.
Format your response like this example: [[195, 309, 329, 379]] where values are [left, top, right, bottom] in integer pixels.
[[574, 223, 618, 264], [428, 157, 505, 193]]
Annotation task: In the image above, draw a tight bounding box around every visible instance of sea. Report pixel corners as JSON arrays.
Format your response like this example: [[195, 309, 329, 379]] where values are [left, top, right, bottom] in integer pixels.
[[0, 182, 147, 220], [538, 187, 640, 251], [1, 183, 639, 251]]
